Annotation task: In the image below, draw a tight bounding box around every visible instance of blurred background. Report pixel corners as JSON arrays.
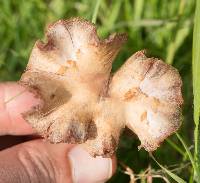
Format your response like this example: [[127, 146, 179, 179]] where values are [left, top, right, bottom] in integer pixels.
[[0, 0, 196, 182]]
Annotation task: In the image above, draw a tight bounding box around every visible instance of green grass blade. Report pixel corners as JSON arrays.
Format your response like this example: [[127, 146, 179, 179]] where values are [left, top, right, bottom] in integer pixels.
[[124, 0, 133, 21], [176, 133, 195, 170], [193, 0, 200, 170], [150, 154, 186, 183], [166, 21, 190, 65], [166, 138, 185, 156], [133, 0, 144, 21], [99, 0, 122, 35], [192, 0, 200, 161], [91, 0, 102, 24]]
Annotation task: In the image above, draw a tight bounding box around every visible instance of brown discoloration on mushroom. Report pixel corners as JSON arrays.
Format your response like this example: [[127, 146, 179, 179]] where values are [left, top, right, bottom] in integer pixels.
[[140, 111, 147, 122], [57, 66, 68, 75], [20, 18, 183, 157], [124, 88, 140, 101], [150, 97, 160, 112], [66, 60, 77, 68]]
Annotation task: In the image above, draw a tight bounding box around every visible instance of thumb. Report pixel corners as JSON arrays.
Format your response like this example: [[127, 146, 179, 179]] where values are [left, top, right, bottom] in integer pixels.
[[0, 140, 116, 183], [68, 146, 116, 183]]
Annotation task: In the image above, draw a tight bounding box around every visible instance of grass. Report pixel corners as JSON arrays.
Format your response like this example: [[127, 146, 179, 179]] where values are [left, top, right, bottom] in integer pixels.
[[0, 0, 199, 182], [91, 0, 102, 23], [193, 0, 200, 180]]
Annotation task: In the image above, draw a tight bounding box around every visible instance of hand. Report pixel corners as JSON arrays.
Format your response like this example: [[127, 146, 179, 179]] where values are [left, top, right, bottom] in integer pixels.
[[0, 83, 116, 183]]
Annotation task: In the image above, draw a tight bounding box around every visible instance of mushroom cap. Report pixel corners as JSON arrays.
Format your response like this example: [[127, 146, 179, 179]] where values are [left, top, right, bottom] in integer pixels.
[[109, 51, 183, 151]]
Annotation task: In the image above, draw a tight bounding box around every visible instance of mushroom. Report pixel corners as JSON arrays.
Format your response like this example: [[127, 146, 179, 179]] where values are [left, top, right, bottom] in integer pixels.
[[20, 18, 183, 157]]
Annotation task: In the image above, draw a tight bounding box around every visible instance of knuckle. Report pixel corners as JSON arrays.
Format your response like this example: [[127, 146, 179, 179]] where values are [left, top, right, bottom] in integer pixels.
[[17, 143, 56, 183]]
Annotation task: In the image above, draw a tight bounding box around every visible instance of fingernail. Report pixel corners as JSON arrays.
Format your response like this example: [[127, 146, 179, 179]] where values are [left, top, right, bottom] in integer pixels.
[[68, 146, 112, 183]]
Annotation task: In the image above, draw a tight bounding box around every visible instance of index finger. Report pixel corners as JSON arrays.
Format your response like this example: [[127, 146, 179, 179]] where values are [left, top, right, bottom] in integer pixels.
[[0, 82, 42, 135]]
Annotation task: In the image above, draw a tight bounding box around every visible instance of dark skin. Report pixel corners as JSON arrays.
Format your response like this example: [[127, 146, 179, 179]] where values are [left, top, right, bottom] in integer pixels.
[[0, 83, 116, 183]]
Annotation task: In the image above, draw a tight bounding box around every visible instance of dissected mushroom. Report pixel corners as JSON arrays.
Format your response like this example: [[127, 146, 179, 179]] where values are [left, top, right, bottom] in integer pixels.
[[20, 18, 183, 157]]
